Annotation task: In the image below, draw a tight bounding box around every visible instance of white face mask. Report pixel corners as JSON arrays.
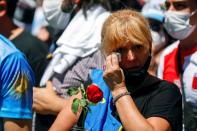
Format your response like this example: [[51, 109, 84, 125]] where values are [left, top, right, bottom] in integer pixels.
[[42, 0, 71, 30], [164, 11, 196, 40]]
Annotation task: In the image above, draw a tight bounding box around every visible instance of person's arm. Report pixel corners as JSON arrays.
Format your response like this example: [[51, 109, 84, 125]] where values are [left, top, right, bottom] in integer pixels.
[[49, 92, 82, 131], [33, 81, 66, 115], [3, 119, 31, 131], [113, 91, 171, 131], [0, 53, 34, 131], [33, 52, 95, 115], [103, 53, 171, 131]]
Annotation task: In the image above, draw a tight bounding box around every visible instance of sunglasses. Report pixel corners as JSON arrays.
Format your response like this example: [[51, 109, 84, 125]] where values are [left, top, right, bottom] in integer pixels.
[[165, 1, 188, 11]]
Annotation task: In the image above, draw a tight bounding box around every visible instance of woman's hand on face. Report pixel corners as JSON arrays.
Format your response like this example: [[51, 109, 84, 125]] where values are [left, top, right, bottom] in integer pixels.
[[103, 53, 126, 93]]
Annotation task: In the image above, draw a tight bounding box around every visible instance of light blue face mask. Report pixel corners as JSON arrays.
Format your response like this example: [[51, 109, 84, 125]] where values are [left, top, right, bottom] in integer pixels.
[[164, 11, 196, 40]]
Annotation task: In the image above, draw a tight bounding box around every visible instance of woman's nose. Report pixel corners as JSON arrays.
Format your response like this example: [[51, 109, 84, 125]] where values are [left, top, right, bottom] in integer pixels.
[[127, 50, 135, 61]]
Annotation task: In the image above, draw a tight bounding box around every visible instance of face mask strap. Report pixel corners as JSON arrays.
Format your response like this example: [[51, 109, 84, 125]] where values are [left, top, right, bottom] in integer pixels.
[[190, 9, 197, 25]]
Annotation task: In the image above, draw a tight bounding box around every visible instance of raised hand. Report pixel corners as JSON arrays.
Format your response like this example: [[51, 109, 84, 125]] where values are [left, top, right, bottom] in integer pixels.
[[103, 53, 127, 95]]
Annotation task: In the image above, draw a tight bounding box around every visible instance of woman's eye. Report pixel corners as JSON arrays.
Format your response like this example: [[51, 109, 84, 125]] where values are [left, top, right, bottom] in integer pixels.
[[133, 45, 143, 50]]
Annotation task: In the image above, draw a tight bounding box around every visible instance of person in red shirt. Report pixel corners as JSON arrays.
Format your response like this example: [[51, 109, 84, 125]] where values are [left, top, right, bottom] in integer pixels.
[[157, 0, 197, 130]]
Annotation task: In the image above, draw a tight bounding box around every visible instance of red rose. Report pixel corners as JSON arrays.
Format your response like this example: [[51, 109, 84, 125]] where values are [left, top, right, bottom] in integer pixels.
[[86, 84, 103, 103]]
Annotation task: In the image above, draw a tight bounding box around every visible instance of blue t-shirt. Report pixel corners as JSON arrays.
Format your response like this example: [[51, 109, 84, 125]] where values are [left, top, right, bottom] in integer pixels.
[[0, 35, 35, 130]]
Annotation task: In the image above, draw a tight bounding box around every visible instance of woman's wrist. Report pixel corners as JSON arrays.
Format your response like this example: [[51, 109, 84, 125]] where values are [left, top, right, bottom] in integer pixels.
[[111, 86, 128, 97], [113, 91, 131, 105]]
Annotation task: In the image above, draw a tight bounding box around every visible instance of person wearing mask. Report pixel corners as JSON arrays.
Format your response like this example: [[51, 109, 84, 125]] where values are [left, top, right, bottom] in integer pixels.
[[141, 0, 167, 76], [33, 0, 111, 130], [39, 0, 111, 87], [49, 9, 182, 131], [157, 0, 197, 130], [0, 35, 34, 130]]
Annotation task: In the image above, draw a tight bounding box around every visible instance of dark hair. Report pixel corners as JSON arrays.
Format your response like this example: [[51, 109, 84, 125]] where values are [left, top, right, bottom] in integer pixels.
[[109, 0, 142, 11], [79, 0, 111, 17], [6, 0, 19, 18]]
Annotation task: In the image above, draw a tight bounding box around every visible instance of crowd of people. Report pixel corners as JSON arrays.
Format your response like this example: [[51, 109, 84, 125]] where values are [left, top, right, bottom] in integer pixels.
[[0, 0, 196, 131]]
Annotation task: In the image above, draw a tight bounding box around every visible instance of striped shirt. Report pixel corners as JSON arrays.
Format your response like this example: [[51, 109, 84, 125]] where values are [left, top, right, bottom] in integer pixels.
[[51, 50, 105, 97]]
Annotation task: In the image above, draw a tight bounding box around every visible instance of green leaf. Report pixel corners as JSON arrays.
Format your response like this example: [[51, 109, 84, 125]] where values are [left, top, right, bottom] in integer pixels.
[[68, 87, 80, 96], [72, 98, 80, 114], [80, 98, 87, 107]]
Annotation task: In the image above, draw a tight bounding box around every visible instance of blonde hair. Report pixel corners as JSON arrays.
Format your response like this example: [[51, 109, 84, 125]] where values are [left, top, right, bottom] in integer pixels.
[[101, 9, 152, 55]]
